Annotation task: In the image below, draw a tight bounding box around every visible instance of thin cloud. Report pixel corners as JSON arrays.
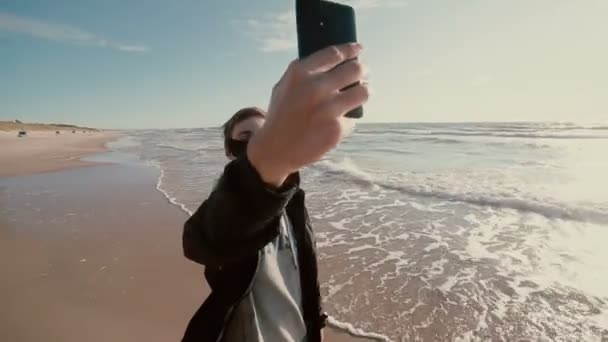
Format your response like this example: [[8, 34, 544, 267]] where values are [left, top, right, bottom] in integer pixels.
[[0, 12, 149, 53], [419, 67, 434, 76], [238, 0, 406, 53], [234, 9, 297, 53], [116, 44, 148, 53], [471, 75, 493, 87]]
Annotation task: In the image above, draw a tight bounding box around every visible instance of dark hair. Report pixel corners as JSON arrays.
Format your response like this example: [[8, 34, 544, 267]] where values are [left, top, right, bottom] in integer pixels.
[[222, 107, 265, 152]]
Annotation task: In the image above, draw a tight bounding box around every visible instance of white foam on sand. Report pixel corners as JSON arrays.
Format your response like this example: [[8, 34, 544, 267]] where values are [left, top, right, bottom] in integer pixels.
[[427, 258, 449, 277], [422, 241, 447, 253], [363, 251, 407, 271], [409, 201, 446, 212], [459, 208, 608, 339], [439, 267, 476, 292], [329, 219, 351, 231], [591, 309, 608, 331], [326, 278, 355, 298], [346, 244, 378, 254], [149, 160, 193, 216], [327, 315, 392, 342], [466, 209, 608, 300]]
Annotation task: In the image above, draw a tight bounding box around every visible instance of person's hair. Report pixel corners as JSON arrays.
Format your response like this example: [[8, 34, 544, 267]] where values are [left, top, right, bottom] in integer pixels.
[[222, 107, 265, 153]]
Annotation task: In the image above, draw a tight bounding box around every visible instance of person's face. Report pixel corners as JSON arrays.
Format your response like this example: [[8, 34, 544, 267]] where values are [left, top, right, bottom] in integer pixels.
[[227, 116, 265, 160]]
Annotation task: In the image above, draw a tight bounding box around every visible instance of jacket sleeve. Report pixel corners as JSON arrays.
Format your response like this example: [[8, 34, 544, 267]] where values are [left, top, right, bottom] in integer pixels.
[[182, 155, 299, 267]]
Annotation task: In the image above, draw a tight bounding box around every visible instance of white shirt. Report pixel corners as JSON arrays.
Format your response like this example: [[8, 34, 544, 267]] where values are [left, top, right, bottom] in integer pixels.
[[223, 212, 307, 342]]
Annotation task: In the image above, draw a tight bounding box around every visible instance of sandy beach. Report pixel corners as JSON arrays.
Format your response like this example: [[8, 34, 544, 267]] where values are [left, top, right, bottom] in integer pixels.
[[0, 132, 368, 341], [0, 131, 117, 177]]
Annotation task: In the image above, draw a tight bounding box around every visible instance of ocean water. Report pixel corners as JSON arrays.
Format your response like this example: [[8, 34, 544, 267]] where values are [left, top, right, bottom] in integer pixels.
[[115, 122, 608, 341]]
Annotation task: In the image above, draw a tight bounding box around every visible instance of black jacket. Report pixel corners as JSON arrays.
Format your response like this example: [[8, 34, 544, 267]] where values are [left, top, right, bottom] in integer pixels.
[[181, 156, 325, 342]]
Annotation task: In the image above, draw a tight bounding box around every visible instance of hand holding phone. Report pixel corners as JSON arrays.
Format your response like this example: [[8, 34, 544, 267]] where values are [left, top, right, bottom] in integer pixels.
[[248, 43, 368, 187], [296, 0, 363, 118]]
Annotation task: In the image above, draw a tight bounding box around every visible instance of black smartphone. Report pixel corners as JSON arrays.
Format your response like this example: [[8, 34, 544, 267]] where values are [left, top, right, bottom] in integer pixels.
[[296, 0, 363, 119]]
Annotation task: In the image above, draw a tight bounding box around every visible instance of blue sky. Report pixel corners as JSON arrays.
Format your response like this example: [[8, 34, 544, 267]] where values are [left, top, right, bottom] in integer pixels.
[[1, 0, 606, 129]]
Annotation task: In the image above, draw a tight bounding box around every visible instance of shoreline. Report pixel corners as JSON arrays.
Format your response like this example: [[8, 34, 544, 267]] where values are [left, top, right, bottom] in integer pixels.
[[0, 132, 372, 341]]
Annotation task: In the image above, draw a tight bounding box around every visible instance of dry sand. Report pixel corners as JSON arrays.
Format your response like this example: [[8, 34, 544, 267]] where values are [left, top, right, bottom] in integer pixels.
[[0, 120, 97, 132], [0, 130, 118, 177], [0, 133, 368, 341]]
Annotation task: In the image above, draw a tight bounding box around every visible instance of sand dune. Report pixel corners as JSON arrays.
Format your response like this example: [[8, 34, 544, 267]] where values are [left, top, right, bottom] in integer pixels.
[[0, 120, 99, 132]]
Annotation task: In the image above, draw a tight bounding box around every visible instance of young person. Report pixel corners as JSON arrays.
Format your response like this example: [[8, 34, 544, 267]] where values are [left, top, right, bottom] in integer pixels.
[[182, 43, 369, 342]]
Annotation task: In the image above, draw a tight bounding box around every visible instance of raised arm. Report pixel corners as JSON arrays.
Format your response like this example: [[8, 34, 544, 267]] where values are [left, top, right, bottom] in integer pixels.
[[183, 156, 298, 266]]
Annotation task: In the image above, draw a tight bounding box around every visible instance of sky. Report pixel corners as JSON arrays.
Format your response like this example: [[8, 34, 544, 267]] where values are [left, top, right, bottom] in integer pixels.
[[1, 0, 607, 129]]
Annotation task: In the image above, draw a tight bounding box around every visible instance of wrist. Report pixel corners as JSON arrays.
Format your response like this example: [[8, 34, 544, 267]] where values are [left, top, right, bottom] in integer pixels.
[[246, 145, 289, 188]]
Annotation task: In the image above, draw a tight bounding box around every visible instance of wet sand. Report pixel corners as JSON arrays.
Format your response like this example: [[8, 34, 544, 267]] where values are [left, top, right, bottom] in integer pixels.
[[0, 136, 367, 341], [0, 161, 207, 341]]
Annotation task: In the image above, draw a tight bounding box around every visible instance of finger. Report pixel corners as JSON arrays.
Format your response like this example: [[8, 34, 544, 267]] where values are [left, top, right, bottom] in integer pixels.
[[319, 59, 367, 93], [302, 43, 363, 74], [322, 82, 370, 118]]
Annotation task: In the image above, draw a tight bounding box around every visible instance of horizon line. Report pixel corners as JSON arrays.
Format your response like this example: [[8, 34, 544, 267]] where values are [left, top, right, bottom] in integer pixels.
[[112, 119, 607, 131]]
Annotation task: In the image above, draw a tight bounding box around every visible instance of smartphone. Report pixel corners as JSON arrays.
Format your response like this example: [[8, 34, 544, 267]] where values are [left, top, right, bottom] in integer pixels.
[[296, 0, 363, 119]]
